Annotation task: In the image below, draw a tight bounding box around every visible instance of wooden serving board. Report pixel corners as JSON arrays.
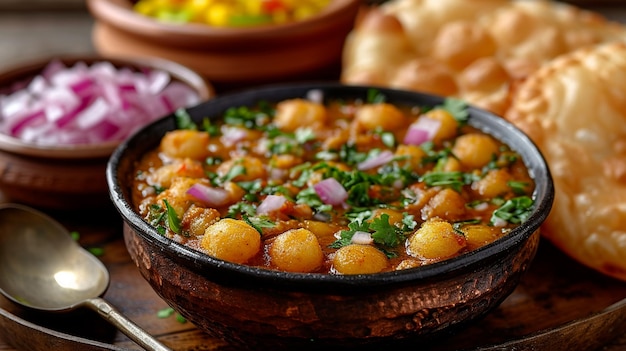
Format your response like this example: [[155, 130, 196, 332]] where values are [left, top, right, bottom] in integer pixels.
[[0, 203, 624, 351]]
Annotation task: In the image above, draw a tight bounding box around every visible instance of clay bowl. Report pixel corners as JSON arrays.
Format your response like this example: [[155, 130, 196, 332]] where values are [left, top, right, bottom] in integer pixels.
[[107, 83, 554, 350], [86, 0, 361, 90], [0, 55, 212, 210]]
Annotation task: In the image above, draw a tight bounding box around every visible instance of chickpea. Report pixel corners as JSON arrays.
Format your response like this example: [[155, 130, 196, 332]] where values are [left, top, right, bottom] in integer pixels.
[[332, 244, 388, 275], [370, 208, 404, 226], [425, 109, 458, 144], [407, 220, 466, 261], [274, 99, 327, 132], [271, 154, 302, 169], [355, 103, 407, 131], [441, 156, 462, 172], [421, 188, 466, 221], [303, 220, 340, 244], [269, 229, 324, 273], [156, 177, 200, 217], [461, 224, 500, 249], [472, 169, 512, 198], [181, 205, 221, 237], [147, 159, 205, 188], [216, 156, 266, 182], [452, 133, 500, 169], [395, 144, 426, 171], [223, 181, 245, 203], [201, 218, 261, 264], [160, 130, 210, 160]]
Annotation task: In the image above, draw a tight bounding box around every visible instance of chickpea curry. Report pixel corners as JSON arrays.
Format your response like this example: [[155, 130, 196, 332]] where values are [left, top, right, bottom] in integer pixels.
[[131, 89, 536, 275]]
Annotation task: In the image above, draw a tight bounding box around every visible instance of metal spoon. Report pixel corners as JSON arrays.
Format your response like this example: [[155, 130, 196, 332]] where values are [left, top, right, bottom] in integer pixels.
[[0, 203, 171, 351]]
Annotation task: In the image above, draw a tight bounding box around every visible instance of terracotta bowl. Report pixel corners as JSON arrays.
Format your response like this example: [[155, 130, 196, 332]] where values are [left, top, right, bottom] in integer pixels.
[[0, 55, 213, 210], [107, 83, 554, 350], [86, 0, 361, 90]]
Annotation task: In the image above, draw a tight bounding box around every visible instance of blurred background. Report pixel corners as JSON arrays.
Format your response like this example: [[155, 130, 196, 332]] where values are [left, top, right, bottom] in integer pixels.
[[1, 0, 626, 79]]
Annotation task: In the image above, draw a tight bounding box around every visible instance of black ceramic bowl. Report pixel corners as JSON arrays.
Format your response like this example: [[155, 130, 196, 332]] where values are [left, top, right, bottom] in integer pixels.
[[106, 83, 554, 350]]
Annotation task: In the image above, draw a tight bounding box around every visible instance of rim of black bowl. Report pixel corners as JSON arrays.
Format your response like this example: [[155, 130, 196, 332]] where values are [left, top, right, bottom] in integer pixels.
[[107, 83, 555, 292]]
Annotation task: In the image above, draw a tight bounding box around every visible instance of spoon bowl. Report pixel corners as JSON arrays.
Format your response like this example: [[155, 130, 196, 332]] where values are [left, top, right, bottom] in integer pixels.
[[0, 203, 170, 351]]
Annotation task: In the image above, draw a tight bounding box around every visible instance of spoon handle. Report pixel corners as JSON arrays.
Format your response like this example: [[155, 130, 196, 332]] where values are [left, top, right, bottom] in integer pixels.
[[84, 297, 172, 351]]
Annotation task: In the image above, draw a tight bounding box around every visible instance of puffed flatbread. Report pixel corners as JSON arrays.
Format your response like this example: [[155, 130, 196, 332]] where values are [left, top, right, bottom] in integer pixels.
[[505, 41, 626, 281], [342, 0, 626, 115]]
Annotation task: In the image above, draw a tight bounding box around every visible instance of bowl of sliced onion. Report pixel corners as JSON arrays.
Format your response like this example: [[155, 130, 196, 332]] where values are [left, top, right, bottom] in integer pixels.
[[0, 55, 212, 209]]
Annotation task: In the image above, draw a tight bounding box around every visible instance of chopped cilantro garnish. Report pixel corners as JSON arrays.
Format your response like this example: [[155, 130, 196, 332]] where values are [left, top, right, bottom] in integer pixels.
[[201, 117, 221, 136], [329, 219, 370, 248], [174, 108, 197, 130], [339, 143, 369, 165], [401, 213, 418, 231], [367, 88, 386, 103], [223, 105, 271, 129], [491, 196, 534, 225], [221, 163, 246, 183], [296, 187, 333, 214], [147, 203, 167, 234], [295, 127, 316, 143], [420, 143, 452, 166], [243, 215, 274, 235], [330, 213, 411, 251], [88, 247, 104, 256], [157, 307, 187, 324], [157, 307, 175, 318], [227, 202, 257, 218], [370, 214, 404, 247], [421, 171, 472, 192], [508, 181, 530, 195], [442, 98, 469, 125], [163, 199, 181, 234], [152, 184, 166, 195], [380, 131, 396, 148], [205, 157, 223, 166], [70, 231, 80, 241], [373, 127, 396, 148]]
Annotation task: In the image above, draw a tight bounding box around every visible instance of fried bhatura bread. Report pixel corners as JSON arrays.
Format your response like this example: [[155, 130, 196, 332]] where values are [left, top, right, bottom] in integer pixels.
[[505, 41, 626, 281], [342, 0, 626, 115]]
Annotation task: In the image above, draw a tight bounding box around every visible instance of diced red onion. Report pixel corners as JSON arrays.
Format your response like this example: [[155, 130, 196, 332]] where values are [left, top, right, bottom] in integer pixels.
[[492, 216, 508, 228], [306, 89, 323, 104], [186, 183, 230, 207], [393, 179, 404, 189], [0, 59, 201, 146], [473, 202, 489, 211], [269, 167, 287, 181], [257, 195, 287, 215], [221, 127, 248, 146], [350, 231, 374, 245], [313, 178, 348, 206], [357, 150, 395, 171], [403, 116, 442, 145]]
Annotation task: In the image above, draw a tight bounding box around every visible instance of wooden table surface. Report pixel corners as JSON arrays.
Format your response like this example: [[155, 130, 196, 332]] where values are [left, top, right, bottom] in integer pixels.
[[1, 3, 626, 351], [0, 203, 624, 351]]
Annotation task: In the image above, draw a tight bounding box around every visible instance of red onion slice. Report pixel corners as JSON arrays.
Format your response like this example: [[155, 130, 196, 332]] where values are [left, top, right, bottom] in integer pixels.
[[403, 117, 442, 145], [357, 150, 395, 171], [0, 60, 201, 146], [186, 183, 230, 207], [350, 231, 374, 245], [314, 178, 348, 206], [257, 195, 287, 215]]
